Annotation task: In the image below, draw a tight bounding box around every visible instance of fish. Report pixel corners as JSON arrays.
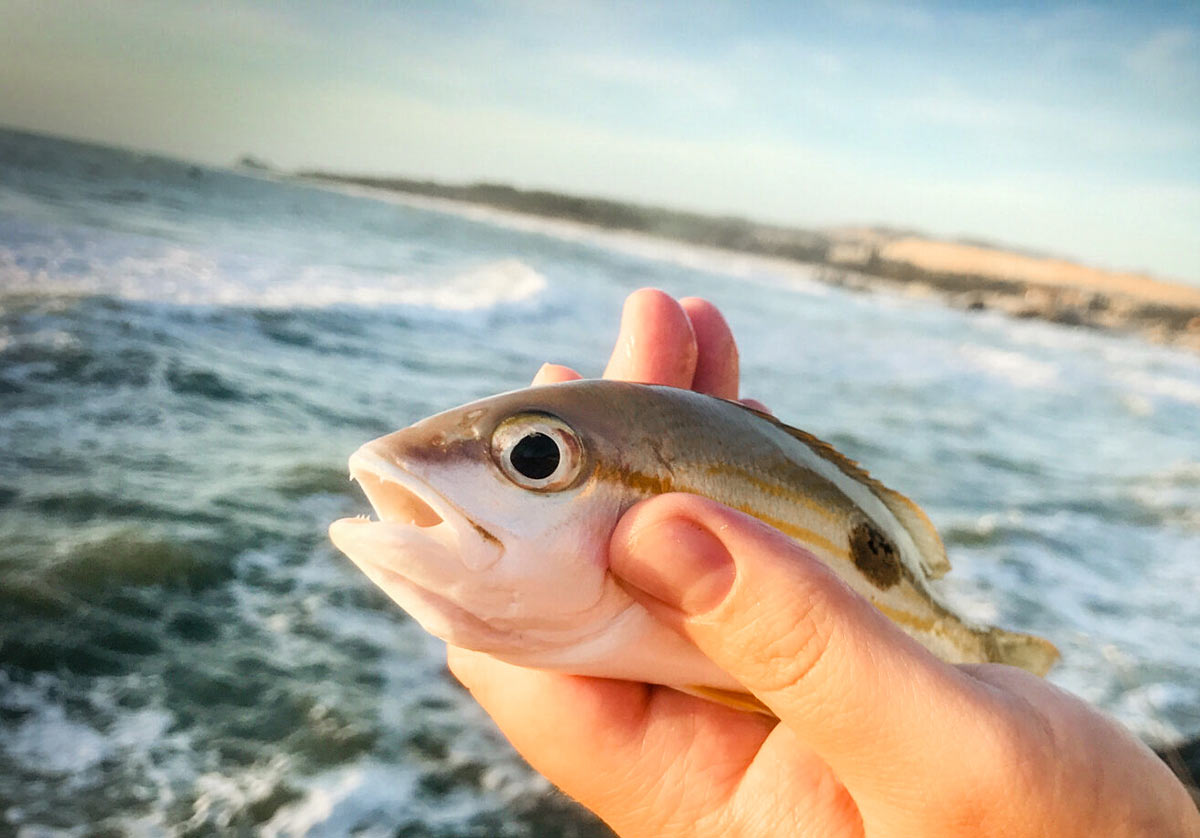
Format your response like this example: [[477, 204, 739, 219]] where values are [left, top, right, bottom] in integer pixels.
[[329, 379, 1058, 710]]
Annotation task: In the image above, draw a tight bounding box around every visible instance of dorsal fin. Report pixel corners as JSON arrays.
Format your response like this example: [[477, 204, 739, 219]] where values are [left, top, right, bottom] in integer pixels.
[[732, 400, 952, 579]]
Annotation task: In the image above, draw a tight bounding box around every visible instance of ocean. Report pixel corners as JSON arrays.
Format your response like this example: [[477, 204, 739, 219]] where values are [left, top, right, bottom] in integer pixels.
[[1, 127, 1197, 836]]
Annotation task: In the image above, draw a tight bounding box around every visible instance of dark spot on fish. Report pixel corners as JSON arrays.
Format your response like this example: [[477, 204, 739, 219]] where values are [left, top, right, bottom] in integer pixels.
[[850, 521, 901, 589]]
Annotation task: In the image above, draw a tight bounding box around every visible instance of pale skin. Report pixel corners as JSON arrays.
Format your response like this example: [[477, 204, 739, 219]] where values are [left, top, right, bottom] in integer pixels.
[[448, 288, 1199, 837]]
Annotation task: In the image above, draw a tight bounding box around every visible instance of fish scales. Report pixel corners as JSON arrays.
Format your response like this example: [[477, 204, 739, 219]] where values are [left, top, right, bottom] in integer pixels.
[[578, 385, 1003, 666], [329, 379, 1058, 712]]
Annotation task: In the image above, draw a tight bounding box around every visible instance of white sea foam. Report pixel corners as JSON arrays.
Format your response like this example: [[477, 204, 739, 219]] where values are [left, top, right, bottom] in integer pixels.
[[260, 756, 555, 838], [0, 668, 183, 838], [184, 754, 295, 834], [260, 763, 417, 838], [1127, 461, 1200, 531], [6, 701, 109, 776], [0, 241, 548, 313], [958, 344, 1060, 388], [1116, 370, 1200, 407]]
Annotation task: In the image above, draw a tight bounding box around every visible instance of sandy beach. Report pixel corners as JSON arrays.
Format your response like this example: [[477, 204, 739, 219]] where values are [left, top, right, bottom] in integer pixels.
[[822, 229, 1200, 351]]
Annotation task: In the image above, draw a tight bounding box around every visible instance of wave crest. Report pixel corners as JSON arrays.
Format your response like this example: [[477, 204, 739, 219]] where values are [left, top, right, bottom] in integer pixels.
[[0, 242, 548, 313]]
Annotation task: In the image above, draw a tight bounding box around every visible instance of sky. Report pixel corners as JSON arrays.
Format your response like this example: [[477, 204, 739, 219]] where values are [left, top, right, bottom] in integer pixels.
[[2, 0, 1198, 282]]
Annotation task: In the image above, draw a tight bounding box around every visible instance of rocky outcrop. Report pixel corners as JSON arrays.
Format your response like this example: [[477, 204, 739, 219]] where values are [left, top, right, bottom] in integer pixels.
[[817, 261, 1200, 353]]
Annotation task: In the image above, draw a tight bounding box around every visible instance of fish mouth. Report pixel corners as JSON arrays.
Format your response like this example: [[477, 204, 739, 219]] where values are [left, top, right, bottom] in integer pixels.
[[329, 448, 503, 573], [347, 451, 447, 529], [328, 447, 509, 648]]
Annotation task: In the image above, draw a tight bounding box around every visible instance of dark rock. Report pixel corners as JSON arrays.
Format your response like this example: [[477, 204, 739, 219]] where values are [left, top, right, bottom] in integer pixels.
[[1050, 307, 1084, 326], [236, 155, 272, 170]]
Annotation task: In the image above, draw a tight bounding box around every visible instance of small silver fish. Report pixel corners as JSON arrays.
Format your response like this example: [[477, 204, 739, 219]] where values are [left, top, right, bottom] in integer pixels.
[[329, 380, 1057, 708]]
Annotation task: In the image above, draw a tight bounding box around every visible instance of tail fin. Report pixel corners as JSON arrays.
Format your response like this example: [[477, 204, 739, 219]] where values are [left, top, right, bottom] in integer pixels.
[[988, 628, 1060, 676]]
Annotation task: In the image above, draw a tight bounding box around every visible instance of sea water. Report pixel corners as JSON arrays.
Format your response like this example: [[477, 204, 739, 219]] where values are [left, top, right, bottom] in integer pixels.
[[1, 128, 1197, 836]]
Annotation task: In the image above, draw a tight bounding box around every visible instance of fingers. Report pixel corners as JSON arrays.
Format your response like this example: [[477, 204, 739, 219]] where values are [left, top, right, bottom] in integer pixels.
[[446, 646, 777, 835], [446, 645, 655, 774], [680, 297, 739, 400], [600, 289, 745, 403], [532, 362, 582, 386], [560, 289, 748, 405], [609, 494, 1011, 814], [603, 288, 698, 387]]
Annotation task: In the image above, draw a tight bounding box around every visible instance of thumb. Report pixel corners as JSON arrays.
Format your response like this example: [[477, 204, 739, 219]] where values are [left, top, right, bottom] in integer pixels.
[[610, 493, 1019, 813]]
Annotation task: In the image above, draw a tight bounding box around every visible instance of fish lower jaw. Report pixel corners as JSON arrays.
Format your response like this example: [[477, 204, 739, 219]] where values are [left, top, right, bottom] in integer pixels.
[[336, 545, 572, 655], [360, 559, 514, 648]]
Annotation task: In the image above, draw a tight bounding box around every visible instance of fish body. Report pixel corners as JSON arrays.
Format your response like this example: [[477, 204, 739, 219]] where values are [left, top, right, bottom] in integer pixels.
[[329, 380, 1058, 701]]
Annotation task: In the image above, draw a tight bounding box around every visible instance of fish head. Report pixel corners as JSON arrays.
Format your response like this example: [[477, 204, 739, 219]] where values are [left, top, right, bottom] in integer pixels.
[[328, 381, 653, 662]]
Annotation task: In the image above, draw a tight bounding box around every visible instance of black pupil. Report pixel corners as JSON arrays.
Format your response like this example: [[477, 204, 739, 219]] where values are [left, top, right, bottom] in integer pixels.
[[510, 433, 560, 480]]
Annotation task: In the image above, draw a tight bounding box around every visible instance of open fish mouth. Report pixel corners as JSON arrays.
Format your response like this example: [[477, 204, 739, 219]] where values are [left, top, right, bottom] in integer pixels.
[[329, 449, 502, 573], [347, 452, 446, 528], [328, 447, 509, 647]]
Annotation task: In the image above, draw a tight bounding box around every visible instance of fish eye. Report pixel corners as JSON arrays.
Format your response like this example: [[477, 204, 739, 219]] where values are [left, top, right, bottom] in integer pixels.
[[492, 413, 584, 492]]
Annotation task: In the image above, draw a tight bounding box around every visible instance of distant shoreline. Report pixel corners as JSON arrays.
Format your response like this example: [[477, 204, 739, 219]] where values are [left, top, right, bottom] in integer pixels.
[[296, 171, 1200, 353]]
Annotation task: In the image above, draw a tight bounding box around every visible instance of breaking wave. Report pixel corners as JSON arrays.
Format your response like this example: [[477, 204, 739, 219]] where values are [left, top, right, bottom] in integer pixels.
[[957, 344, 1061, 389], [0, 241, 547, 314]]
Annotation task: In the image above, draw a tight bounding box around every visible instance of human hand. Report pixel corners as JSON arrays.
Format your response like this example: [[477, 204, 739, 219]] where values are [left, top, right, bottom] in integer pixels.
[[449, 289, 1199, 837]]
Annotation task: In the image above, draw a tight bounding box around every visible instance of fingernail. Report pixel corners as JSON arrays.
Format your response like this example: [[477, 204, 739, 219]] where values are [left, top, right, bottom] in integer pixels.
[[614, 516, 734, 615]]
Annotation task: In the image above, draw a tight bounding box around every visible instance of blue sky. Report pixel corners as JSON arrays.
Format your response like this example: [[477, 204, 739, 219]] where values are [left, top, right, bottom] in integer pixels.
[[2, 1, 1198, 281]]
